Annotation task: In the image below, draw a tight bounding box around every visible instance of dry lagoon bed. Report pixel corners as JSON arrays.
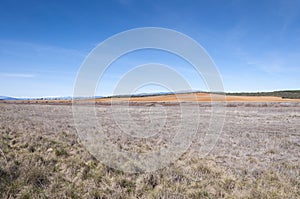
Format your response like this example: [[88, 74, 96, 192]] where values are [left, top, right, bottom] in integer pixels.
[[0, 102, 299, 198]]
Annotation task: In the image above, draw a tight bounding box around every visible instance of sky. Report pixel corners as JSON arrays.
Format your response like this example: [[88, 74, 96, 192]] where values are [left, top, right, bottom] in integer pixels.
[[0, 0, 299, 97]]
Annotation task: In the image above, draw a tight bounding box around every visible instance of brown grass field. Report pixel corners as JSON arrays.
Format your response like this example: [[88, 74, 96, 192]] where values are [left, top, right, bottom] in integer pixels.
[[0, 93, 299, 198], [96, 93, 300, 102]]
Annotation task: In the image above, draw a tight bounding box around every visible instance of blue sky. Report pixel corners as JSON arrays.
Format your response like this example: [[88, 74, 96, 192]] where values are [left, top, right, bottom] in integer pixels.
[[0, 0, 299, 97]]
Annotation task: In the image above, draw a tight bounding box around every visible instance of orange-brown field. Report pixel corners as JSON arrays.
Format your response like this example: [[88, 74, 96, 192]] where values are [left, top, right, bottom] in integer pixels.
[[95, 93, 300, 102]]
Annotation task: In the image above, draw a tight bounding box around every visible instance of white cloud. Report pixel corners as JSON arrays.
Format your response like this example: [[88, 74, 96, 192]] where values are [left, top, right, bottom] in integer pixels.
[[0, 73, 35, 78]]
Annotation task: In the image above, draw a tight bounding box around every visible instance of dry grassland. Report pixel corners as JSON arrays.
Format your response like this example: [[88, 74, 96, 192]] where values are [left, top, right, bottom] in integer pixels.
[[0, 101, 299, 198]]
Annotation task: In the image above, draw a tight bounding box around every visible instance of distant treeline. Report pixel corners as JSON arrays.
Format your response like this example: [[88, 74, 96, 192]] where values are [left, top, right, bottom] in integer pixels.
[[225, 90, 300, 99]]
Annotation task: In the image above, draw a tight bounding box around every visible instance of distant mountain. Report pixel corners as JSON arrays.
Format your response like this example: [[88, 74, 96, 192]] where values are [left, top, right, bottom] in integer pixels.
[[0, 96, 106, 101], [0, 96, 18, 100], [34, 96, 74, 100]]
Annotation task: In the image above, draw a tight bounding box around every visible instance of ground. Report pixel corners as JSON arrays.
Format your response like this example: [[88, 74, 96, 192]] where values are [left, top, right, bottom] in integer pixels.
[[0, 101, 299, 198]]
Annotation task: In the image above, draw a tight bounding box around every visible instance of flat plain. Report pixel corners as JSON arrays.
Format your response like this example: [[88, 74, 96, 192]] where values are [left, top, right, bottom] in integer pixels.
[[0, 99, 299, 198]]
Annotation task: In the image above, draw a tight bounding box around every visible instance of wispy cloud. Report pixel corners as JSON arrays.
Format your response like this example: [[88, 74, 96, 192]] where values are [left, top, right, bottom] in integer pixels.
[[0, 40, 87, 58], [230, 46, 300, 74], [118, 0, 131, 5], [276, 0, 300, 32], [0, 73, 35, 78], [247, 52, 300, 74]]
